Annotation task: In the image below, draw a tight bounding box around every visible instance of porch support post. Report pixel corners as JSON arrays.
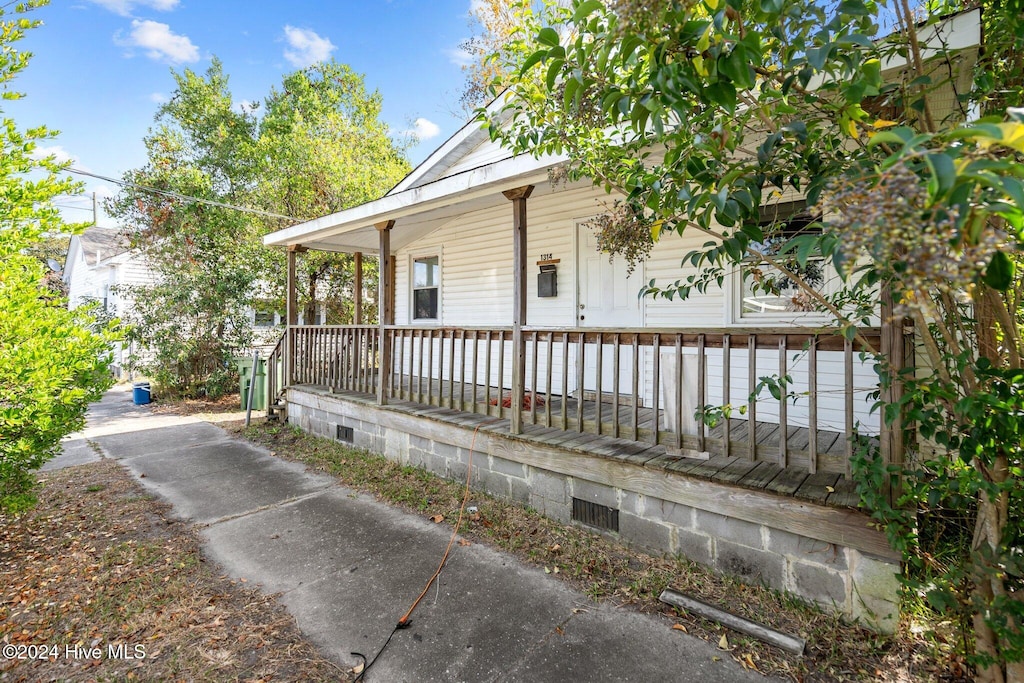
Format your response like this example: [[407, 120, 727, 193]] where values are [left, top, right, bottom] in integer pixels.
[[353, 251, 363, 325], [504, 185, 534, 435], [285, 244, 306, 386], [376, 221, 395, 405], [879, 287, 906, 507]]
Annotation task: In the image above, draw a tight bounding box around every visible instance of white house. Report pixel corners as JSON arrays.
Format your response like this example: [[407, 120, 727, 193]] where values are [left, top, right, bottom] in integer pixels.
[[64, 226, 154, 377], [260, 9, 982, 631]]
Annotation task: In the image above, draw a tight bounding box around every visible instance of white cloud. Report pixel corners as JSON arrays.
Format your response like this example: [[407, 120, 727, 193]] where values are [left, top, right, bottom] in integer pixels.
[[282, 26, 336, 68], [30, 145, 76, 165], [120, 19, 199, 64], [404, 118, 441, 141], [149, 92, 168, 104], [87, 0, 178, 16], [234, 99, 259, 114], [444, 46, 473, 68]]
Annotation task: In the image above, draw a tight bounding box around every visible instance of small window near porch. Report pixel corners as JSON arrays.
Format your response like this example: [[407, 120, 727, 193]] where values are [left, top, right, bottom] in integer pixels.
[[739, 200, 827, 317], [254, 310, 276, 327], [412, 255, 439, 321]]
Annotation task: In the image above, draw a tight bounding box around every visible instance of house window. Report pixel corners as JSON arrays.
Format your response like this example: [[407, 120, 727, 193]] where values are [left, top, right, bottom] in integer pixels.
[[254, 310, 276, 327], [739, 200, 829, 318], [412, 255, 440, 321]]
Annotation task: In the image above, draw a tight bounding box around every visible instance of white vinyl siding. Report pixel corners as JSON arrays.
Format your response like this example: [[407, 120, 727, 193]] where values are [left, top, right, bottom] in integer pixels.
[[391, 180, 879, 434]]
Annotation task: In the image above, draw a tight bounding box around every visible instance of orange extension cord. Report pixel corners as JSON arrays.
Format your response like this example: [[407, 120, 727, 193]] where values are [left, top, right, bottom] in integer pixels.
[[353, 423, 485, 681]]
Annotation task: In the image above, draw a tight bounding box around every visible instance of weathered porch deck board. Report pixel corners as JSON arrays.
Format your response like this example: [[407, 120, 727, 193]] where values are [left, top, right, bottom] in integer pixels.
[[302, 379, 862, 509], [388, 374, 859, 477]]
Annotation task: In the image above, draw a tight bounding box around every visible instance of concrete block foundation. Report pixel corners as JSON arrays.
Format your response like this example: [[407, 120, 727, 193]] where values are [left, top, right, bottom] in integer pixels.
[[286, 387, 901, 633]]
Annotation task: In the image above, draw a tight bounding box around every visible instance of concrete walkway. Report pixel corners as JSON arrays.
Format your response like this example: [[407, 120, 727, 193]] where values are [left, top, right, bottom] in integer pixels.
[[54, 387, 774, 682]]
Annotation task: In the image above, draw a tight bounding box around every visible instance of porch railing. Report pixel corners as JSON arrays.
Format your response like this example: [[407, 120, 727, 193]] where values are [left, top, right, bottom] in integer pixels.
[[288, 325, 380, 394], [266, 331, 286, 414], [279, 324, 892, 477]]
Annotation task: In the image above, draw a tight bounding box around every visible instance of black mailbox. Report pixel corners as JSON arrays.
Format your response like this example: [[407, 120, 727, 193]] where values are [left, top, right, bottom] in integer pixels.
[[538, 267, 557, 297]]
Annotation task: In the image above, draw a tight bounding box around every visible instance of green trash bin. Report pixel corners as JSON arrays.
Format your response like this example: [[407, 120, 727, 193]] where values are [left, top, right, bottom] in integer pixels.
[[235, 356, 267, 410]]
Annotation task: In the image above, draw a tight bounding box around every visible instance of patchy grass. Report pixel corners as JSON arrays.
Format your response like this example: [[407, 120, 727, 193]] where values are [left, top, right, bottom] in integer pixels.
[[232, 418, 961, 682], [0, 459, 349, 682]]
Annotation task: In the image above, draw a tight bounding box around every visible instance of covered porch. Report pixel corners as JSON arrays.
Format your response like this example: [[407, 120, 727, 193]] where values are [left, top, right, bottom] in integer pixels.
[[265, 319, 905, 509]]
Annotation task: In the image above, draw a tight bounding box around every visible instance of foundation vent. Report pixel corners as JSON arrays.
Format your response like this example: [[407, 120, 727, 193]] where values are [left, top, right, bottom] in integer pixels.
[[336, 424, 354, 443], [572, 498, 619, 532]]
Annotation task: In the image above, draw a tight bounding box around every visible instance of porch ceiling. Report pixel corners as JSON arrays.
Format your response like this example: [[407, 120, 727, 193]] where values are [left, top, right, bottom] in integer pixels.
[[264, 152, 567, 254]]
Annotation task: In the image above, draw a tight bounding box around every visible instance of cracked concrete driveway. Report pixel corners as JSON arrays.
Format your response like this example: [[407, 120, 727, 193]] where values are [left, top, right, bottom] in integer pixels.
[[67, 388, 775, 682]]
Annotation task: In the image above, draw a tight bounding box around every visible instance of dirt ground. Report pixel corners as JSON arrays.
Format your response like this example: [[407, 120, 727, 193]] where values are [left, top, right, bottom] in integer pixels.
[[0, 458, 351, 682]]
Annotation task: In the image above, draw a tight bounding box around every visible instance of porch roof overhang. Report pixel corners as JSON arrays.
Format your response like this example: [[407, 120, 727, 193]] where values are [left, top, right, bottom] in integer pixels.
[[263, 151, 568, 254]]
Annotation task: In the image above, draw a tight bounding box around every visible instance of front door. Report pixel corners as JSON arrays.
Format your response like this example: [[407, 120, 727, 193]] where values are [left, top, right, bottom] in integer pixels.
[[576, 222, 642, 394]]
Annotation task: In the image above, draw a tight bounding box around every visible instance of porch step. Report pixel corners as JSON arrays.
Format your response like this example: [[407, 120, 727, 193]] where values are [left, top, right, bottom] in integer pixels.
[[267, 392, 287, 422]]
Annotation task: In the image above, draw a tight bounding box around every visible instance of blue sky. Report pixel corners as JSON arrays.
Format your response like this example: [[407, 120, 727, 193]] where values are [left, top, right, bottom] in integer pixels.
[[10, 0, 480, 225]]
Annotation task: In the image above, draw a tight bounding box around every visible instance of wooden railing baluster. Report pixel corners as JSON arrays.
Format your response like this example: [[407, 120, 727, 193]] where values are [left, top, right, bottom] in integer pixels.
[[651, 333, 660, 445], [576, 333, 585, 433], [631, 334, 640, 442], [722, 334, 731, 458], [779, 336, 788, 468], [697, 334, 706, 453], [595, 333, 603, 434], [809, 336, 818, 474], [613, 333, 621, 439]]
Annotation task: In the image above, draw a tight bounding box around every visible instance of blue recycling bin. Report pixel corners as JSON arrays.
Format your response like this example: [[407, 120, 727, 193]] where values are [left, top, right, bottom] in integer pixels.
[[132, 381, 151, 405]]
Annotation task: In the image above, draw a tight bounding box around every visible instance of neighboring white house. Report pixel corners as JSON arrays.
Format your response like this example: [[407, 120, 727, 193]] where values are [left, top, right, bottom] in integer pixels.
[[63, 226, 331, 376], [64, 226, 154, 377]]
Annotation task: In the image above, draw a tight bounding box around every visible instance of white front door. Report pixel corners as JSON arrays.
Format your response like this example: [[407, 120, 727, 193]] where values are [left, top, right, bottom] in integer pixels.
[[576, 222, 642, 394]]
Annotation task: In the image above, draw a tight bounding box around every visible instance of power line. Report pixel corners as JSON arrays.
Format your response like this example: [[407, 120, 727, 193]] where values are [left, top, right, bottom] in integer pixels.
[[65, 167, 299, 222]]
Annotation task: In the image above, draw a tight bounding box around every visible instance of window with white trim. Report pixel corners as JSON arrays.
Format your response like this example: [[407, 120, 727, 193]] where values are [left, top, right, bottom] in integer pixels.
[[412, 255, 440, 321], [738, 200, 831, 319]]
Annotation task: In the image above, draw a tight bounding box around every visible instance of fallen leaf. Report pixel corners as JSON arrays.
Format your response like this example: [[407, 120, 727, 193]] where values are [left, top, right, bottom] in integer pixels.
[[469, 512, 481, 522], [429, 514, 444, 523], [552, 566, 560, 574], [547, 543, 561, 552], [555, 626, 564, 635], [672, 623, 687, 633], [826, 485, 835, 493], [744, 654, 758, 671], [712, 656, 721, 662], [543, 567, 551, 574], [718, 633, 730, 650], [352, 662, 365, 675], [457, 539, 471, 547]]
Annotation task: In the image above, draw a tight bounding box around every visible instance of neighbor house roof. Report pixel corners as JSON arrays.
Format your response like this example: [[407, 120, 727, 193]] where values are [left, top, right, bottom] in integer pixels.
[[76, 226, 129, 266]]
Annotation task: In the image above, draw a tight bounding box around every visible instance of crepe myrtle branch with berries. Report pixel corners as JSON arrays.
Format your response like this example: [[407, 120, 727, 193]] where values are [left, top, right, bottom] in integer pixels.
[[482, 0, 1024, 676]]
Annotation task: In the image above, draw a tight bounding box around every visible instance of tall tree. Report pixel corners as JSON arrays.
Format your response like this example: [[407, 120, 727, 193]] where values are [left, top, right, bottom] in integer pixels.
[[107, 59, 263, 398], [257, 62, 410, 324], [487, 0, 1023, 677], [457, 0, 528, 113], [108, 60, 409, 396], [0, 1, 117, 511]]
